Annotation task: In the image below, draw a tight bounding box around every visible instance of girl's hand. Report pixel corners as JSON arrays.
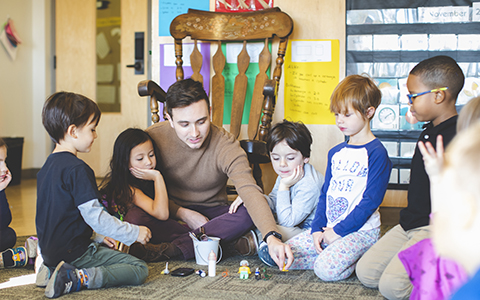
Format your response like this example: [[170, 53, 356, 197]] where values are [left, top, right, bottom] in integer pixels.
[[130, 167, 161, 181], [418, 135, 444, 179], [102, 236, 118, 249], [0, 169, 12, 192], [311, 231, 324, 254], [322, 227, 340, 245], [228, 196, 244, 214], [279, 165, 304, 191]]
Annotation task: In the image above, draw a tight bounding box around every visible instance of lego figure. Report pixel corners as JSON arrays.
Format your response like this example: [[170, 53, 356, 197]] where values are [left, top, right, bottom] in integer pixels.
[[255, 267, 260, 280], [238, 260, 251, 279]]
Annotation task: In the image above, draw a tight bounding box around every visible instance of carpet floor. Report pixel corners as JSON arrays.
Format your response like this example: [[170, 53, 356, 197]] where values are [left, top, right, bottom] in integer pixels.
[[0, 236, 388, 299]]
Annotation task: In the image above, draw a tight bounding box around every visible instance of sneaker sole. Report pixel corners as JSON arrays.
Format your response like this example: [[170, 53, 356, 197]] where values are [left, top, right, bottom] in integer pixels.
[[45, 261, 65, 299]]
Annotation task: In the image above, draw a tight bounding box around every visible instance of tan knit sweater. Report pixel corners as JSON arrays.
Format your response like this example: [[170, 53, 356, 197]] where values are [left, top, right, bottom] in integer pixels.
[[146, 121, 277, 235]]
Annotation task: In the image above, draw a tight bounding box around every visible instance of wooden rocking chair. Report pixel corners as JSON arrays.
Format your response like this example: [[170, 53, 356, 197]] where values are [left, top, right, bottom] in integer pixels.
[[138, 7, 293, 190]]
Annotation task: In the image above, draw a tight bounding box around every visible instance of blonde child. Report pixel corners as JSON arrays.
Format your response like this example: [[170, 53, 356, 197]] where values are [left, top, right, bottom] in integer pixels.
[[427, 120, 480, 298], [259, 74, 392, 281]]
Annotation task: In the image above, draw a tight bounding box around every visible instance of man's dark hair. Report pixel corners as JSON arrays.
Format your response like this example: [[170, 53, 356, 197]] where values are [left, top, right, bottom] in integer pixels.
[[165, 78, 209, 118], [267, 120, 313, 158], [42, 91, 101, 144], [410, 55, 465, 100]]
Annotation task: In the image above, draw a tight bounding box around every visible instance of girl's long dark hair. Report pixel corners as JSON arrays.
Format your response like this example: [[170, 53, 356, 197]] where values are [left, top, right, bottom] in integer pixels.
[[99, 128, 156, 215]]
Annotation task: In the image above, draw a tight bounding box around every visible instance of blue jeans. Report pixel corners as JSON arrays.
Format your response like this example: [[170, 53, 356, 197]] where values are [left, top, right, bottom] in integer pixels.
[[71, 242, 148, 289]]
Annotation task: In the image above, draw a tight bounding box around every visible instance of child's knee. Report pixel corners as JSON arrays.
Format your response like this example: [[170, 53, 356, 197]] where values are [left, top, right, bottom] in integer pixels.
[[133, 259, 149, 285], [355, 255, 378, 288], [378, 272, 412, 300], [313, 259, 340, 282]]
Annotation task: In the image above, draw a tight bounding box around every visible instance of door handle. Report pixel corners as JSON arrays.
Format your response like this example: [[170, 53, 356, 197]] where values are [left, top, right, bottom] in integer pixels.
[[126, 62, 143, 71], [127, 32, 144, 74]]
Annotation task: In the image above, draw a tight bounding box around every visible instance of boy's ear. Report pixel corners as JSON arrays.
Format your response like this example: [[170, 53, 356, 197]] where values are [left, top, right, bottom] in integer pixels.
[[434, 90, 447, 104], [304, 157, 310, 164], [366, 106, 375, 119], [67, 124, 77, 139]]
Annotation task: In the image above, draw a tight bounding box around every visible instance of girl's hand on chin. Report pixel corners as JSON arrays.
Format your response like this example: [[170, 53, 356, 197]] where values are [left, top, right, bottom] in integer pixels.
[[130, 167, 161, 181]]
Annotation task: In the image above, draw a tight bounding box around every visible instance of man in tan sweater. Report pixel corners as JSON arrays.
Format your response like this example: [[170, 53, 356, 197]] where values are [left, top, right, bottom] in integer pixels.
[[146, 79, 293, 269]]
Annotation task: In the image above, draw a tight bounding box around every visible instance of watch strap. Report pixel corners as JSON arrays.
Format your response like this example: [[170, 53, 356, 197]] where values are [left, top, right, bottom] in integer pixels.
[[263, 230, 282, 243]]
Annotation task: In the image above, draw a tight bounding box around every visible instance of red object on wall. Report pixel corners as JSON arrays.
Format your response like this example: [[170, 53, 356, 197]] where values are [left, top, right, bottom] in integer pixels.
[[215, 0, 274, 12]]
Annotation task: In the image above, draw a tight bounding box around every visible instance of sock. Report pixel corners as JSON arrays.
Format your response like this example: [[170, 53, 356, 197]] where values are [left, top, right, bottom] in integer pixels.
[[1, 249, 14, 267], [76, 268, 89, 288]]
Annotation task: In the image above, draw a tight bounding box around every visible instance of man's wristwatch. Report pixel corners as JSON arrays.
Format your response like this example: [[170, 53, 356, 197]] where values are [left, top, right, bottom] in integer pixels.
[[263, 230, 282, 243]]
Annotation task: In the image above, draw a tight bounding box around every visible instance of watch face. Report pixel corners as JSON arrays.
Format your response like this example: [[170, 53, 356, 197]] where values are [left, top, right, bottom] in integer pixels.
[[379, 107, 396, 125]]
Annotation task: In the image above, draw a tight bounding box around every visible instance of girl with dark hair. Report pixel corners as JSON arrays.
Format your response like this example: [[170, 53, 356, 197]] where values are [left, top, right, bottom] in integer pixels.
[[99, 128, 185, 261]]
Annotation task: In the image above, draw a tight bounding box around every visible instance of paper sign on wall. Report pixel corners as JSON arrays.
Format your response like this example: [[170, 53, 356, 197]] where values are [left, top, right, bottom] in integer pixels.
[[284, 40, 339, 125], [158, 0, 209, 37]]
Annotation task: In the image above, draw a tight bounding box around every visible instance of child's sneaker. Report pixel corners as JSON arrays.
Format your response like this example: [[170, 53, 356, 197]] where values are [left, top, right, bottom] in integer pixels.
[[1, 247, 28, 268], [45, 261, 82, 298], [36, 262, 53, 287], [25, 236, 38, 264], [257, 242, 276, 267]]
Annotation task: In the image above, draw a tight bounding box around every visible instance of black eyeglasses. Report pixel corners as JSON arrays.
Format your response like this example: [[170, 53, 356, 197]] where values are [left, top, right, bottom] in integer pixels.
[[406, 87, 448, 104]]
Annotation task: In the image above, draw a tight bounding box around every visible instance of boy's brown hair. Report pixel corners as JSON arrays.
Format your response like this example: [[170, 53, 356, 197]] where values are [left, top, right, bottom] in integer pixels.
[[330, 74, 381, 120], [410, 55, 464, 101], [42, 92, 101, 144], [267, 120, 313, 158]]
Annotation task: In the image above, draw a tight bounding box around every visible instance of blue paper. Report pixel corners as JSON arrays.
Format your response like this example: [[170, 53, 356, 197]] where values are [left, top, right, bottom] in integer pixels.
[[159, 0, 210, 37]]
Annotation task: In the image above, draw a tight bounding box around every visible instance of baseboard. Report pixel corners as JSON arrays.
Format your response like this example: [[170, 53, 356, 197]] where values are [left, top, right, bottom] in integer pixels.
[[21, 168, 40, 180]]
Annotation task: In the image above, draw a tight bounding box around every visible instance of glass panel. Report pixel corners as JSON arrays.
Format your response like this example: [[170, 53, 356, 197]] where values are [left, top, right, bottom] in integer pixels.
[[96, 0, 121, 112]]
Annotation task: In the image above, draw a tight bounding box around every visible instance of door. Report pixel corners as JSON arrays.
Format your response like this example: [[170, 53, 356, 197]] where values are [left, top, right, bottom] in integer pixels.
[[55, 0, 149, 176]]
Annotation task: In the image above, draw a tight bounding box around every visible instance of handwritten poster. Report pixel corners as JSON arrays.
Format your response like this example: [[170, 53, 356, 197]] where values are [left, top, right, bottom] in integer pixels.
[[284, 39, 339, 125], [158, 0, 209, 36]]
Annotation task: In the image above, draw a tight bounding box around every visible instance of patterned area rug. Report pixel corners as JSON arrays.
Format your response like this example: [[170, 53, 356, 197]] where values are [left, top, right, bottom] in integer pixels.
[[0, 235, 389, 299]]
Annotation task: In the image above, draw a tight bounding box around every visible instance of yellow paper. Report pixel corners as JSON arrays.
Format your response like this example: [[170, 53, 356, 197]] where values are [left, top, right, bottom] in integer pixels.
[[284, 39, 339, 124]]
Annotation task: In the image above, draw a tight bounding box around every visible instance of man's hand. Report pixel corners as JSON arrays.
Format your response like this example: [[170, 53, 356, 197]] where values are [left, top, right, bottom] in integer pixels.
[[266, 235, 294, 270], [102, 236, 118, 249], [311, 231, 324, 254], [322, 227, 340, 245], [137, 226, 151, 244], [130, 167, 162, 182], [177, 207, 209, 230], [278, 165, 304, 191], [228, 196, 244, 214]]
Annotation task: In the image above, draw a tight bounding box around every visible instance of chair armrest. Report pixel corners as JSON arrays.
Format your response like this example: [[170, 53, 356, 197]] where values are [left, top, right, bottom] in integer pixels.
[[138, 80, 167, 103]]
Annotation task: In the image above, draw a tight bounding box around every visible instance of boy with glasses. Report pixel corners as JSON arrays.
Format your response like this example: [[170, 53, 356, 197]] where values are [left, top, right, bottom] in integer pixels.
[[356, 55, 464, 300]]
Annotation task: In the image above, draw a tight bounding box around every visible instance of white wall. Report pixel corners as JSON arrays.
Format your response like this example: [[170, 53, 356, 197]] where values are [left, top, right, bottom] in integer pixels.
[[0, 0, 53, 170]]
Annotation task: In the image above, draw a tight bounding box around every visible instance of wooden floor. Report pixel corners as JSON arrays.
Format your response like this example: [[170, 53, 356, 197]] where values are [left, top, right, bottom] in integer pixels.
[[5, 179, 37, 237]]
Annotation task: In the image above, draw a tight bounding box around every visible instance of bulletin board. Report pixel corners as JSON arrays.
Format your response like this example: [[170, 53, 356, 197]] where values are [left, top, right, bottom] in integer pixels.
[[346, 0, 480, 189]]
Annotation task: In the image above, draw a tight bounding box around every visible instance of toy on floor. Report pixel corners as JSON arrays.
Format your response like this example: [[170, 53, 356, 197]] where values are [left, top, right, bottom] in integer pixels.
[[161, 262, 170, 275], [255, 267, 260, 280], [196, 269, 206, 277], [238, 260, 251, 279]]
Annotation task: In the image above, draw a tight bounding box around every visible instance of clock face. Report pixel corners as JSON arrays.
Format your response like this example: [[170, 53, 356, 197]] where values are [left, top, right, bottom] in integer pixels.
[[379, 107, 396, 125]]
